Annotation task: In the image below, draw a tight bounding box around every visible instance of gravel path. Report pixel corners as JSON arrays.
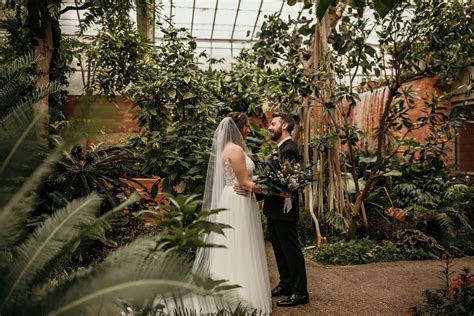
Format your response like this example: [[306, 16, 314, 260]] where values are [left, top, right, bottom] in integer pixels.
[[265, 242, 474, 315]]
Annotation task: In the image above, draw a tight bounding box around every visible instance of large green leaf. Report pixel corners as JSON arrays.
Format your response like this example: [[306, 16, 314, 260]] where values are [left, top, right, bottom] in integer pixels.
[[373, 0, 400, 17]]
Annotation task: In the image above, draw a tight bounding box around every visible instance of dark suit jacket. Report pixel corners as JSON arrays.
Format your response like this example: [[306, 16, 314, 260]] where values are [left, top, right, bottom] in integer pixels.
[[262, 139, 300, 222]]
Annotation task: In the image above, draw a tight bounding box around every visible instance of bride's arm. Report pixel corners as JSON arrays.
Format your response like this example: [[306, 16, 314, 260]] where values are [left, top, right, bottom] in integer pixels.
[[227, 145, 265, 194]]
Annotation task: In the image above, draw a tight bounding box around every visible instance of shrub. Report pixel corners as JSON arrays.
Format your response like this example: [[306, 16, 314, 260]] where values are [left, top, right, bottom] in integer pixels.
[[393, 229, 445, 259], [38, 142, 144, 213], [128, 24, 228, 195], [307, 238, 376, 265], [305, 237, 433, 266]]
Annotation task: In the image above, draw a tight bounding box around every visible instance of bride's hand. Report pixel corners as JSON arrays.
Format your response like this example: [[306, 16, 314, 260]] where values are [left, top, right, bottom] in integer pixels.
[[278, 192, 292, 198], [234, 184, 249, 196]]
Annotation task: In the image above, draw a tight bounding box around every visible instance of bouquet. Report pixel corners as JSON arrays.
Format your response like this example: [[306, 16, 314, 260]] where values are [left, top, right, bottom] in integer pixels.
[[256, 154, 313, 197]]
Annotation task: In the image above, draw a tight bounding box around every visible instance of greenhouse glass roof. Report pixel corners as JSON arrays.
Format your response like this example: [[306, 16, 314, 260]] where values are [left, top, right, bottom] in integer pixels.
[[156, 0, 312, 66]]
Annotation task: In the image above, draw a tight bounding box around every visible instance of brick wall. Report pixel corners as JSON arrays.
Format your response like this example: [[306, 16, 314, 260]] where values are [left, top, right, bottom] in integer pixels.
[[458, 119, 474, 173], [350, 77, 457, 167], [63, 95, 139, 142]]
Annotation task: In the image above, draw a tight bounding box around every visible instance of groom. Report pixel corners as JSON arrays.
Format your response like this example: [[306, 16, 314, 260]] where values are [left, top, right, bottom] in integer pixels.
[[264, 112, 309, 307]]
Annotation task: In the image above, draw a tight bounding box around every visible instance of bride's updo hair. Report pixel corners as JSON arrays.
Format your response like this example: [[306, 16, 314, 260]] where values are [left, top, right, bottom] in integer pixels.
[[227, 112, 249, 134]]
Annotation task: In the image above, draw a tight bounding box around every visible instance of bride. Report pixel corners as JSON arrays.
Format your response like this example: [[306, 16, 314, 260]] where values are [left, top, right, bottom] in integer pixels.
[[194, 112, 272, 314]]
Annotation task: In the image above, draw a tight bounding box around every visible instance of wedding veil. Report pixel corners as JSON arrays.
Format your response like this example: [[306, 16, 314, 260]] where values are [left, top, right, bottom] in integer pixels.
[[194, 117, 248, 275]]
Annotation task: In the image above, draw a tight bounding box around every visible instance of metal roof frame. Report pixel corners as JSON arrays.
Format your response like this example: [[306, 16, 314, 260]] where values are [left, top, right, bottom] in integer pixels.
[[278, 0, 285, 16], [190, 0, 196, 36], [153, 0, 311, 61], [250, 0, 264, 41], [209, 0, 219, 55], [230, 0, 242, 57]]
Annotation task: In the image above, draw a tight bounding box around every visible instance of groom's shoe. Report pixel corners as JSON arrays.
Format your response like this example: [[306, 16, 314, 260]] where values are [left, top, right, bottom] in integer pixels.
[[277, 294, 310, 307], [271, 285, 292, 297]]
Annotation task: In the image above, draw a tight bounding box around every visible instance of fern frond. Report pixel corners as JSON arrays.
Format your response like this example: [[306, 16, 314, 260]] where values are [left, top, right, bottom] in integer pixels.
[[13, 81, 61, 115], [0, 194, 102, 308], [0, 52, 39, 84], [43, 193, 142, 277], [82, 193, 141, 243], [41, 237, 242, 316], [434, 212, 455, 232], [444, 183, 470, 201], [0, 106, 51, 253], [0, 74, 32, 111], [324, 209, 348, 233]]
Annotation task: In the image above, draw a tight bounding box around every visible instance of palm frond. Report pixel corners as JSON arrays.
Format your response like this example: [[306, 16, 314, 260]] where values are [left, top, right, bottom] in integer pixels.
[[44, 193, 142, 273], [41, 237, 243, 316], [0, 106, 56, 253], [0, 194, 102, 309], [0, 74, 31, 111], [434, 212, 455, 232], [324, 209, 349, 233], [0, 51, 39, 84], [82, 193, 141, 244], [444, 183, 471, 201], [13, 81, 61, 114]]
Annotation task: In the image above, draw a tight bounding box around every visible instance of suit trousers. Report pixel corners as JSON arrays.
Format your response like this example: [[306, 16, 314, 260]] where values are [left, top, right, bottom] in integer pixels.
[[267, 219, 308, 296]]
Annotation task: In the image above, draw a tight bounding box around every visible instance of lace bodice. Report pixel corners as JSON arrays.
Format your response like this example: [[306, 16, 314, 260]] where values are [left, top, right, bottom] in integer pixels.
[[223, 154, 255, 186]]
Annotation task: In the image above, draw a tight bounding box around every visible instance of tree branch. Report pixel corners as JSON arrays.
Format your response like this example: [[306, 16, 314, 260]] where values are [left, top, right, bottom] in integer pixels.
[[59, 0, 93, 14]]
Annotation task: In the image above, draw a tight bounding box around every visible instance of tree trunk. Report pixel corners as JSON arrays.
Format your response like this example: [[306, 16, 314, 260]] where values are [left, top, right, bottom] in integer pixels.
[[301, 2, 346, 247], [346, 85, 398, 239], [136, 0, 155, 42], [28, 0, 54, 144]]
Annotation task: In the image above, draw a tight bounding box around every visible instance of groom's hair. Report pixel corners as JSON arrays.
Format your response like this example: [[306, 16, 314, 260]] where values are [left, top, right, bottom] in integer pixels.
[[272, 112, 296, 133]]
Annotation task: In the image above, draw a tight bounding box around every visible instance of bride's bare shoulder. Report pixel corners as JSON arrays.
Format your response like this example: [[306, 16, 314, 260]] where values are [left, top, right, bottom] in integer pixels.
[[222, 142, 244, 158]]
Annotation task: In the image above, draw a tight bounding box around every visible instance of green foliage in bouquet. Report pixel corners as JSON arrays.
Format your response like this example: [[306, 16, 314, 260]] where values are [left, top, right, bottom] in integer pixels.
[[256, 155, 313, 196]]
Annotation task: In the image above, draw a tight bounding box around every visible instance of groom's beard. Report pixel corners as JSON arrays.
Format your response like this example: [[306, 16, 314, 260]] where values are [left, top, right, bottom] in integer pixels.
[[270, 129, 282, 141]]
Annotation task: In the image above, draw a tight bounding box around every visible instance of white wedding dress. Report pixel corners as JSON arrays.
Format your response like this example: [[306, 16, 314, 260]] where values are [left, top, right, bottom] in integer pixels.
[[202, 154, 272, 314]]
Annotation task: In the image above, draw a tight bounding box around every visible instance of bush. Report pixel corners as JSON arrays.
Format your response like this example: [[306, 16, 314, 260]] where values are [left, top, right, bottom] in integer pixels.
[[128, 24, 228, 195], [393, 229, 445, 259], [443, 235, 474, 257], [307, 238, 378, 265], [305, 237, 434, 266], [365, 216, 401, 242]]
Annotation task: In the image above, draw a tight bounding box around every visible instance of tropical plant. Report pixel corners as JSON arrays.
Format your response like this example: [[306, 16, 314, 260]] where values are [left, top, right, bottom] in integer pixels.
[[74, 26, 152, 97], [38, 141, 144, 213], [128, 23, 228, 195], [1, 0, 157, 135], [392, 170, 473, 240], [0, 51, 60, 118], [136, 193, 231, 255], [392, 229, 445, 258], [326, 0, 473, 239], [0, 71, 253, 315], [305, 237, 418, 265], [0, 189, 247, 315], [291, 0, 402, 22]]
